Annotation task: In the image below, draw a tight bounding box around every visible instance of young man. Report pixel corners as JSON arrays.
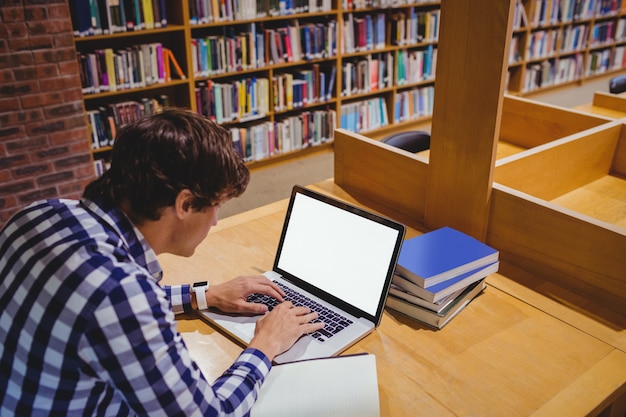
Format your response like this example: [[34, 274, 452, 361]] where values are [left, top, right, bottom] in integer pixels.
[[0, 109, 324, 416]]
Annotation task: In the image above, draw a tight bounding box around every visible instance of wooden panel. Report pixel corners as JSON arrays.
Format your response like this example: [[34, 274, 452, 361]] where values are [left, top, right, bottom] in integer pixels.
[[333, 129, 429, 228], [425, 0, 514, 240], [496, 140, 527, 159], [612, 126, 626, 177], [500, 95, 613, 148], [609, 392, 626, 417], [488, 184, 626, 316], [551, 176, 626, 229], [593, 91, 626, 112], [494, 122, 622, 200], [575, 102, 626, 119]]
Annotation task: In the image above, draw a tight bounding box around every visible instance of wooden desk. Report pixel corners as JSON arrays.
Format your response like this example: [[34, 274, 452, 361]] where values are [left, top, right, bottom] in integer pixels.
[[159, 181, 626, 417]]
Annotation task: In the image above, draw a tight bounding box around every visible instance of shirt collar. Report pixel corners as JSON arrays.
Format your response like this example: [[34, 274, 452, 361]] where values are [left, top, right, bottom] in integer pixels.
[[80, 197, 163, 282]]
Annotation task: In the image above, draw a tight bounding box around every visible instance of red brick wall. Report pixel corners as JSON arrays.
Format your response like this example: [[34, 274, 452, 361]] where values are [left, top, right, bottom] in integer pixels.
[[0, 0, 95, 228]]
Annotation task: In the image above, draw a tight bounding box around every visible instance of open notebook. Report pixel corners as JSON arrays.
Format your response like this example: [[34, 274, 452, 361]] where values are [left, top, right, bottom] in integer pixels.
[[200, 185, 405, 364]]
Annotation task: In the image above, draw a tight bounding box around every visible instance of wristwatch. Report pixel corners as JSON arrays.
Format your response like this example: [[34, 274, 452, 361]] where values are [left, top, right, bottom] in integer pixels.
[[193, 281, 209, 310]]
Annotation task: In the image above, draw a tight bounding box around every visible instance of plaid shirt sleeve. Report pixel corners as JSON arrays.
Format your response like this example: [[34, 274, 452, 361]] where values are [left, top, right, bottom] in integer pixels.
[[165, 284, 193, 315], [84, 274, 271, 417]]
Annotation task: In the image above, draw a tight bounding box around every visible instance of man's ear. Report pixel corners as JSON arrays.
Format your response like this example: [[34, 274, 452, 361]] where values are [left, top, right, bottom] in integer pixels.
[[174, 189, 194, 219]]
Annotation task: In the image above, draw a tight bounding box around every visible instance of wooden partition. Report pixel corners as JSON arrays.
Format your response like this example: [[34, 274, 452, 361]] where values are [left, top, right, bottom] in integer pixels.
[[372, 95, 612, 161], [488, 120, 626, 315], [488, 183, 626, 316], [499, 95, 612, 150], [333, 128, 429, 229], [334, 120, 626, 317], [575, 91, 626, 119], [592, 91, 626, 113], [614, 125, 626, 176], [495, 121, 622, 199]]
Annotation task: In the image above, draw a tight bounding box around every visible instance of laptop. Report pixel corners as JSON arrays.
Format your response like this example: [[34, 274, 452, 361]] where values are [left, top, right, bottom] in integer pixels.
[[199, 185, 406, 364]]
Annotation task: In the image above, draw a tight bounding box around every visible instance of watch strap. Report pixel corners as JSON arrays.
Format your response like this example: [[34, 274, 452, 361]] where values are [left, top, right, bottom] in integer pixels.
[[193, 281, 209, 310]]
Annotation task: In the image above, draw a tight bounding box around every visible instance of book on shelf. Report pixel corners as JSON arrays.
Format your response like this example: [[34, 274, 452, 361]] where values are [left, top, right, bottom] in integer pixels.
[[386, 279, 486, 330], [250, 353, 379, 417], [392, 261, 498, 303], [70, 0, 167, 37], [163, 48, 186, 81], [141, 0, 155, 29], [326, 65, 336, 101], [87, 94, 168, 151], [395, 226, 499, 288]]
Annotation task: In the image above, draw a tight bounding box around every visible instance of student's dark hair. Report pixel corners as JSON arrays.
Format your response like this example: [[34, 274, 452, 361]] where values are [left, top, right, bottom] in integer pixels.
[[83, 108, 250, 222]]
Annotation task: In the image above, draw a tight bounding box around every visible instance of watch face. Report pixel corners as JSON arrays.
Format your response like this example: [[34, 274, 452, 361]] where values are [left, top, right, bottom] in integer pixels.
[[193, 281, 208, 288]]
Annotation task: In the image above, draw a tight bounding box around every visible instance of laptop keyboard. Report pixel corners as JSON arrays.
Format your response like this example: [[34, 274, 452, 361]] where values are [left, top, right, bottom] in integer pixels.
[[246, 281, 354, 342]]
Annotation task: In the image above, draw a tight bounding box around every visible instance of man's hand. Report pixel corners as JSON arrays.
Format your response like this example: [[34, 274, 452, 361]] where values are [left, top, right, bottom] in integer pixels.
[[248, 301, 325, 361], [204, 275, 285, 314]]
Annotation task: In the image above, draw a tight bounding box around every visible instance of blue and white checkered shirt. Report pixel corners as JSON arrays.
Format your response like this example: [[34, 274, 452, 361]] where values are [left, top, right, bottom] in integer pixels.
[[0, 198, 271, 416]]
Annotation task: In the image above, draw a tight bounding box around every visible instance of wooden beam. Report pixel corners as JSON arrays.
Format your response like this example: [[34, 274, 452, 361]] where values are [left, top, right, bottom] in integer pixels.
[[425, 0, 515, 240]]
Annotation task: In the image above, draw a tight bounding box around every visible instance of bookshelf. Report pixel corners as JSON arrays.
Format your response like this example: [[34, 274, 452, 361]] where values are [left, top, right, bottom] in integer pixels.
[[70, 0, 443, 172], [71, 0, 626, 173], [71, 1, 190, 175], [507, 0, 626, 95]]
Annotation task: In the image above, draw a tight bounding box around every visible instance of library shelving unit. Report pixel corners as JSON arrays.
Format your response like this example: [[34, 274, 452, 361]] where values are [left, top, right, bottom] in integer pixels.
[[72, 1, 191, 174], [70, 0, 444, 171], [507, 0, 626, 95], [70, 0, 626, 173]]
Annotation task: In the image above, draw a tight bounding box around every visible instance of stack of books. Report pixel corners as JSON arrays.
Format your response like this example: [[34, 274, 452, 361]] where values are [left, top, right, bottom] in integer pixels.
[[386, 226, 499, 329]]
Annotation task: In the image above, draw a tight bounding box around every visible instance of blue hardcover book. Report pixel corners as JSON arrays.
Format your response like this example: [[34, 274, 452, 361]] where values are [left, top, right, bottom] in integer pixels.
[[319, 71, 326, 102], [395, 226, 499, 288], [392, 261, 498, 303], [375, 13, 385, 48], [326, 65, 336, 101], [424, 44, 433, 79], [159, 0, 167, 26], [365, 15, 374, 50], [347, 105, 357, 132], [301, 25, 311, 60], [134, 0, 143, 29], [199, 39, 208, 76], [69, 0, 92, 36], [340, 106, 348, 130], [89, 0, 102, 35], [251, 77, 257, 115], [378, 96, 388, 126]]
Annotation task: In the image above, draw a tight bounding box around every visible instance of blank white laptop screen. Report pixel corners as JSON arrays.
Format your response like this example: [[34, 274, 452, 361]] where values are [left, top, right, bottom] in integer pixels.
[[199, 185, 405, 363], [276, 192, 400, 316]]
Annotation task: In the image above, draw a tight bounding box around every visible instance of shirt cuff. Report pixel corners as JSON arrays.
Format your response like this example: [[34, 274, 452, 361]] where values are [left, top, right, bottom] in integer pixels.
[[166, 284, 193, 315], [237, 348, 272, 379]]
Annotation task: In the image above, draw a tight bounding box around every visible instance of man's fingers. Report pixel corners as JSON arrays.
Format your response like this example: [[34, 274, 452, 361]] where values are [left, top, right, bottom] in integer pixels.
[[303, 321, 325, 333], [247, 277, 285, 301]]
